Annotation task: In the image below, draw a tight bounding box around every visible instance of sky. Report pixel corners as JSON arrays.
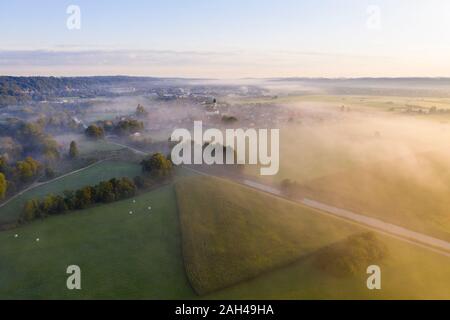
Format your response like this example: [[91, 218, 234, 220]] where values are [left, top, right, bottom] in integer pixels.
[[1, 0, 450, 78]]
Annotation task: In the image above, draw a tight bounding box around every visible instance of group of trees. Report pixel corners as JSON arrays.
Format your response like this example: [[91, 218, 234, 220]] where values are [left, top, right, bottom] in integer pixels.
[[140, 153, 173, 177], [17, 122, 60, 161], [0, 141, 79, 200], [0, 120, 61, 163], [0, 156, 42, 199], [85, 118, 144, 139], [0, 120, 59, 163], [114, 119, 144, 135], [35, 113, 84, 133], [0, 156, 42, 198], [15, 157, 42, 182], [85, 124, 105, 139], [21, 177, 137, 222]]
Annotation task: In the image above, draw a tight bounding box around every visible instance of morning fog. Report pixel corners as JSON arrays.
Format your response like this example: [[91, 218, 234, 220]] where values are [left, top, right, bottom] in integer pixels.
[[171, 121, 279, 175]]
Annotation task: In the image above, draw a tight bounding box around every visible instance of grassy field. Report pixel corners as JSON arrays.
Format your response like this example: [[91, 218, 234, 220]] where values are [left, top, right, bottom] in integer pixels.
[[175, 175, 363, 295], [0, 160, 141, 226], [0, 185, 196, 299], [175, 175, 450, 299]]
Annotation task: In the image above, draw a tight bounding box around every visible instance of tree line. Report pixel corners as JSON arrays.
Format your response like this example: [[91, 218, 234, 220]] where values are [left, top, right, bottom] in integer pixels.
[[0, 156, 42, 199], [21, 176, 138, 222], [85, 118, 145, 140], [0, 119, 61, 162]]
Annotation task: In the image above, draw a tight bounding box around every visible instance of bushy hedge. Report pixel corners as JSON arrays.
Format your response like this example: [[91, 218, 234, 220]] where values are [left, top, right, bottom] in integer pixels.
[[21, 177, 137, 222]]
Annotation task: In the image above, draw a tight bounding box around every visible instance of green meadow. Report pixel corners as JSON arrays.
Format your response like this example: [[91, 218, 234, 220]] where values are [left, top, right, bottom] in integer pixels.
[[0, 185, 195, 299]]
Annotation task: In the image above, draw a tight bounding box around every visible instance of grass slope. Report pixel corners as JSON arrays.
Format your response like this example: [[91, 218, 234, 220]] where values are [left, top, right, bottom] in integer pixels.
[[175, 175, 362, 295], [0, 185, 195, 299], [0, 161, 141, 225]]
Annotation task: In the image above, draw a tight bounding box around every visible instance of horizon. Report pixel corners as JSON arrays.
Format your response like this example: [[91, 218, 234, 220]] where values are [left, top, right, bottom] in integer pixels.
[[4, 74, 450, 81]]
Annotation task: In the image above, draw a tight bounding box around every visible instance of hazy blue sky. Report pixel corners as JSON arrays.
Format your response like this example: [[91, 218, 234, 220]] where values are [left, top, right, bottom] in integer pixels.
[[1, 0, 450, 77]]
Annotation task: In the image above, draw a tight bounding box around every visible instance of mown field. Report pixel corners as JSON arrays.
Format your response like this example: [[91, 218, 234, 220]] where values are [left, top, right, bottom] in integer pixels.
[[0, 160, 141, 226], [0, 185, 196, 299]]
